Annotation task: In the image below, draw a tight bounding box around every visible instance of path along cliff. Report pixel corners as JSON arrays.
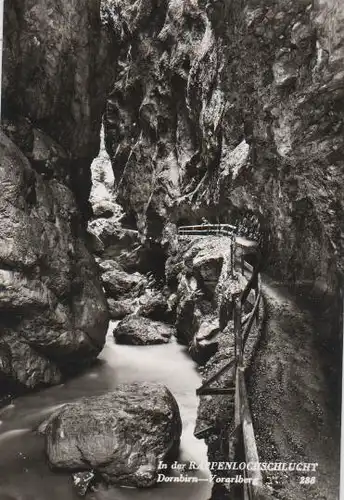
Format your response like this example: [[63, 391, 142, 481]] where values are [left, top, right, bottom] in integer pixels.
[[171, 228, 340, 500], [249, 278, 340, 500]]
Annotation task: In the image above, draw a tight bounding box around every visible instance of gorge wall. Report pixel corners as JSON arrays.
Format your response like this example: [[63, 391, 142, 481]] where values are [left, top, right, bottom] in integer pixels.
[[1, 0, 343, 389], [104, 0, 344, 297], [0, 0, 115, 389]]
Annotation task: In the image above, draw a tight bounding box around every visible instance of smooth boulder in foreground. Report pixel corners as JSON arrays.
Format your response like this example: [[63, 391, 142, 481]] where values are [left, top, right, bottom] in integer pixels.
[[43, 383, 182, 487]]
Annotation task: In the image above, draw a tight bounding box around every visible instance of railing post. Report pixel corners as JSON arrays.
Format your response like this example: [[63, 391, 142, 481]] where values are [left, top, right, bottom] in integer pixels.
[[234, 299, 237, 362], [234, 367, 241, 428], [239, 368, 264, 497], [234, 297, 242, 367], [243, 471, 250, 500], [231, 236, 235, 276], [255, 293, 260, 328]]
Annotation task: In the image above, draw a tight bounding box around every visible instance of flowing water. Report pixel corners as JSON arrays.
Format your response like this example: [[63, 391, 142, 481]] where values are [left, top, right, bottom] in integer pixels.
[[0, 322, 212, 500]]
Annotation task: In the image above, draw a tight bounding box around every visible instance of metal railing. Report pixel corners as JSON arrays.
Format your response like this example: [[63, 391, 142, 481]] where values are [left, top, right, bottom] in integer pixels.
[[178, 223, 237, 236], [177, 223, 265, 500]]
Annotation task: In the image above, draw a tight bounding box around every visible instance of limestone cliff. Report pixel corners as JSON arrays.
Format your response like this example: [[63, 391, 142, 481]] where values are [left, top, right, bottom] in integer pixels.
[[0, 0, 115, 389], [1, 0, 343, 387], [104, 0, 344, 296]]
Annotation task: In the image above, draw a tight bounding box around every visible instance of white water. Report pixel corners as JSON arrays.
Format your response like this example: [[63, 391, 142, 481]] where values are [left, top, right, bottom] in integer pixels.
[[0, 322, 211, 500]]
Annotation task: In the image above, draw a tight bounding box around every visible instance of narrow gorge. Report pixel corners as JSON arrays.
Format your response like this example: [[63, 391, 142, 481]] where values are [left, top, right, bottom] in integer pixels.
[[0, 1, 343, 500]]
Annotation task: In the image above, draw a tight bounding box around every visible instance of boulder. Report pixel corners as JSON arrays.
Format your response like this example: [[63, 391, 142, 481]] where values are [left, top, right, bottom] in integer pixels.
[[189, 339, 218, 366], [165, 252, 186, 287], [107, 298, 136, 319], [43, 383, 182, 487], [195, 316, 220, 343], [100, 260, 147, 299], [136, 289, 170, 321], [113, 316, 174, 345], [88, 219, 140, 260], [86, 229, 105, 255], [97, 259, 122, 274], [72, 471, 95, 496], [92, 200, 119, 219], [190, 316, 220, 365], [193, 251, 224, 297], [107, 289, 170, 321]]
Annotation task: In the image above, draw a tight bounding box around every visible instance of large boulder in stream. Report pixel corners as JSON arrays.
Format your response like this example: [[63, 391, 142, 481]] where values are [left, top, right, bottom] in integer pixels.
[[108, 289, 170, 321], [107, 297, 136, 319], [88, 220, 140, 261], [135, 289, 170, 321], [113, 315, 174, 345], [43, 383, 182, 487], [99, 260, 147, 299]]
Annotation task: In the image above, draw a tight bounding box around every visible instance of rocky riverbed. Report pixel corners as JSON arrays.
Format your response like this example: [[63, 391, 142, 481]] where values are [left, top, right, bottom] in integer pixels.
[[0, 324, 212, 500]]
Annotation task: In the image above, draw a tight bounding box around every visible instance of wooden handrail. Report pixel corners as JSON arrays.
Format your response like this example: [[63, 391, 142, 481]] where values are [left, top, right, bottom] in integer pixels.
[[243, 291, 261, 350], [240, 261, 261, 305], [196, 358, 236, 395], [239, 368, 264, 495], [179, 223, 236, 231], [177, 223, 264, 498]]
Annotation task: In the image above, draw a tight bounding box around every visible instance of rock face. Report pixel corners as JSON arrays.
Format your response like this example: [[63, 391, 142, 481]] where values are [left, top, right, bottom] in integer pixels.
[[0, 133, 109, 389], [113, 315, 174, 345], [43, 383, 182, 487], [2, 0, 113, 165], [104, 0, 344, 296], [169, 237, 230, 345], [1, 0, 114, 389], [175, 274, 201, 345], [89, 127, 121, 220]]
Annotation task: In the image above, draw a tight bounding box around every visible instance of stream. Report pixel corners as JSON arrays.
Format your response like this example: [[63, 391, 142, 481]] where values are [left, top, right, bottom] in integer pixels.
[[0, 322, 212, 500]]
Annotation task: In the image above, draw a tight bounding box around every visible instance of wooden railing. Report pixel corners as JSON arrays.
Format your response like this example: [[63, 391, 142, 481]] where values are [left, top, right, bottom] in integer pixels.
[[177, 223, 265, 500]]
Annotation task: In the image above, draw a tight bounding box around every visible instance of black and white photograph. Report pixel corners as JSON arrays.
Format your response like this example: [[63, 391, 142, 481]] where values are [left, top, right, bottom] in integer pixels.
[[0, 1, 343, 499]]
